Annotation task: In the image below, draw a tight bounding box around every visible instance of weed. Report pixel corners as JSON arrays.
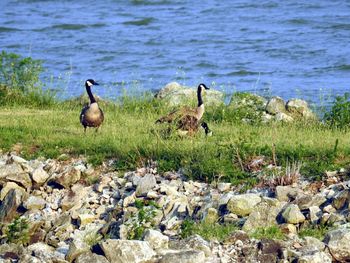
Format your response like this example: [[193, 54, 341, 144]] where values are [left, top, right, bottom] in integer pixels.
[[250, 226, 284, 240], [84, 231, 103, 246], [324, 93, 350, 129], [180, 219, 238, 241], [125, 199, 158, 240], [298, 224, 331, 240], [4, 217, 29, 245]]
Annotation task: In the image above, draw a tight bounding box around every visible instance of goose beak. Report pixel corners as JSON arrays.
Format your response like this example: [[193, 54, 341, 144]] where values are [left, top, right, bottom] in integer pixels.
[[94, 82, 100, 85]]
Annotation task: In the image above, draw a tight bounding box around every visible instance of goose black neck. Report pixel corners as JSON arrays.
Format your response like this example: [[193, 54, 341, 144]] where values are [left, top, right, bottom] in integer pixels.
[[197, 87, 203, 107], [86, 84, 96, 103]]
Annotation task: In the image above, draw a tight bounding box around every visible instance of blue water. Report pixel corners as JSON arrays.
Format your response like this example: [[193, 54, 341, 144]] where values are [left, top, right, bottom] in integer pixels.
[[1, 0, 350, 103]]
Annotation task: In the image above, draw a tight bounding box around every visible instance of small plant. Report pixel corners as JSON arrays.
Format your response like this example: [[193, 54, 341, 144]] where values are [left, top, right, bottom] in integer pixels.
[[125, 199, 158, 240], [84, 231, 103, 246], [0, 51, 55, 107], [324, 93, 350, 129], [0, 51, 42, 92], [4, 217, 29, 245], [250, 226, 284, 240], [258, 160, 302, 189], [298, 224, 331, 240], [180, 219, 238, 241]]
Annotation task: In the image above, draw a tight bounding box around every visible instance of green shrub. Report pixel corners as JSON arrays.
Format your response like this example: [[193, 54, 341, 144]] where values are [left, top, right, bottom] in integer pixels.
[[324, 93, 350, 129], [0, 51, 56, 107], [0, 50, 42, 91], [125, 199, 159, 240], [4, 217, 29, 245]]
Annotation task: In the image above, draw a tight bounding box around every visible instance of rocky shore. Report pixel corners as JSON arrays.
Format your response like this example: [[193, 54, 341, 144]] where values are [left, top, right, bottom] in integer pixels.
[[1, 152, 350, 262]]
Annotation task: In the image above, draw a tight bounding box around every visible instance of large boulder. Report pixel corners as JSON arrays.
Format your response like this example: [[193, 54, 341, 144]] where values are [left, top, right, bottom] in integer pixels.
[[281, 204, 305, 224], [0, 189, 25, 223], [227, 193, 261, 216], [100, 239, 156, 263], [135, 174, 157, 197], [324, 228, 350, 262], [266, 96, 286, 115], [298, 251, 332, 263], [159, 250, 205, 263], [23, 196, 46, 210], [75, 251, 109, 263], [286, 98, 316, 119], [31, 166, 50, 185], [0, 182, 26, 201], [143, 229, 169, 250], [243, 201, 284, 232], [155, 82, 224, 106], [51, 166, 81, 188]]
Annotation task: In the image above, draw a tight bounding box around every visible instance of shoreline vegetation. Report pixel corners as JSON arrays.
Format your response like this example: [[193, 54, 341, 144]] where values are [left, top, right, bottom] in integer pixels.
[[1, 51, 350, 185], [1, 52, 350, 262]]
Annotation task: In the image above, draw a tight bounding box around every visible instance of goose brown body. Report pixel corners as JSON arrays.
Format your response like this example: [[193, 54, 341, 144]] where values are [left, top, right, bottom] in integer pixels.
[[156, 84, 211, 136], [156, 83, 209, 124], [80, 79, 104, 132], [176, 115, 211, 136]]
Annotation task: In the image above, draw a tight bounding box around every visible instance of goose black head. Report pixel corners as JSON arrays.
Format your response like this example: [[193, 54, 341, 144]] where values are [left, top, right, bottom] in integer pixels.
[[198, 83, 210, 92], [85, 79, 99, 87]]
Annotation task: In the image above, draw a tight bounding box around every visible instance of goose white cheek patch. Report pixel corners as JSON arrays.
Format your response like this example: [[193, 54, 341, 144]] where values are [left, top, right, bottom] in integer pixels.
[[86, 81, 93, 86]]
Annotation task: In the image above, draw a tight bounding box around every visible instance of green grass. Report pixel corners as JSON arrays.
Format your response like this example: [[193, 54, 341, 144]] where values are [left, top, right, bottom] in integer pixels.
[[298, 225, 331, 240], [250, 226, 285, 240], [180, 219, 238, 241], [1, 94, 350, 185]]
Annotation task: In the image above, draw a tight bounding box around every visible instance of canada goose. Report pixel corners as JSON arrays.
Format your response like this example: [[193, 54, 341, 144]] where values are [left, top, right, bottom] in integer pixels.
[[156, 83, 210, 124], [80, 79, 104, 132], [176, 114, 212, 136]]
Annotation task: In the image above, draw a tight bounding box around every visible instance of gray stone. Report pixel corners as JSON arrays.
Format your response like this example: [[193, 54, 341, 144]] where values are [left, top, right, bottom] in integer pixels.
[[324, 228, 350, 262], [298, 251, 332, 263], [275, 112, 294, 122], [159, 249, 205, 263], [275, 186, 303, 202], [243, 201, 284, 232], [23, 195, 46, 210], [227, 193, 261, 216], [282, 204, 305, 224], [156, 82, 224, 106], [308, 206, 322, 224], [51, 166, 81, 188], [0, 189, 24, 223], [0, 182, 26, 201], [5, 172, 32, 190], [286, 98, 315, 119], [100, 239, 156, 263], [26, 242, 66, 262], [75, 251, 109, 263], [143, 229, 169, 250], [0, 163, 24, 179], [332, 190, 350, 210], [135, 174, 156, 197], [296, 193, 327, 210], [32, 166, 50, 185], [303, 236, 325, 251], [266, 96, 286, 115]]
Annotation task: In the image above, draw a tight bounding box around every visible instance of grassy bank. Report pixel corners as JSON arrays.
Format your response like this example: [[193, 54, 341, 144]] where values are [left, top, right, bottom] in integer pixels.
[[1, 96, 350, 185], [1, 51, 350, 186]]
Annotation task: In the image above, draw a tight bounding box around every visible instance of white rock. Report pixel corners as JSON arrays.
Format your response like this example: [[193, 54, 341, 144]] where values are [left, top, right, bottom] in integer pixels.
[[23, 195, 46, 210], [32, 166, 50, 185], [143, 229, 169, 250], [100, 239, 156, 263]]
